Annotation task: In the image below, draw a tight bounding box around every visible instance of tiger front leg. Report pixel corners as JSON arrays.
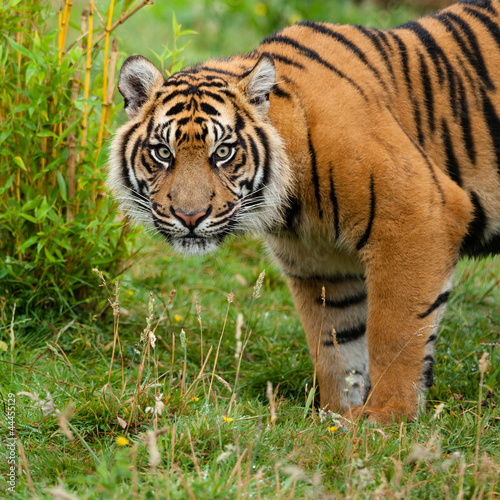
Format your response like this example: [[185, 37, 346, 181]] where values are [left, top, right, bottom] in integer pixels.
[[349, 214, 466, 425], [287, 274, 371, 413]]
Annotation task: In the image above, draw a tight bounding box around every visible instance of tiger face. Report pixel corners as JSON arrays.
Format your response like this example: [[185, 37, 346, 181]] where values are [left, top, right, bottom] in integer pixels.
[[108, 55, 293, 255]]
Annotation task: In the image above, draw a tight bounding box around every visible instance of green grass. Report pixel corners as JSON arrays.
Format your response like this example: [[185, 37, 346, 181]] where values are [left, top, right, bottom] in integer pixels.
[[1, 235, 499, 498], [2, 0, 500, 498]]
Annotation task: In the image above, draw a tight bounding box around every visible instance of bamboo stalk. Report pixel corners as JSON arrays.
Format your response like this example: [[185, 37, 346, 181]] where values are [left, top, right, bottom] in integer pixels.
[[67, 9, 88, 223], [58, 0, 73, 59], [94, 36, 118, 210], [80, 0, 94, 153], [15, 28, 23, 206], [64, 0, 152, 56], [96, 0, 115, 152], [105, 37, 119, 125]]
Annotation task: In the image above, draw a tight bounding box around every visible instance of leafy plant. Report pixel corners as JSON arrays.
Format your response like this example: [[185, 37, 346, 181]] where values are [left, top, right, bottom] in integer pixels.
[[0, 0, 154, 316]]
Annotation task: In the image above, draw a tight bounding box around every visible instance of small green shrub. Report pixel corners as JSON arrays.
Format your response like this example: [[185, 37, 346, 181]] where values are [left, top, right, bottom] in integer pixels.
[[0, 0, 153, 317]]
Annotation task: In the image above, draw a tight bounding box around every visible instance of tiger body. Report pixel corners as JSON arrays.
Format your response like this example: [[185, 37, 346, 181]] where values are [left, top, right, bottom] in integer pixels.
[[109, 0, 500, 424]]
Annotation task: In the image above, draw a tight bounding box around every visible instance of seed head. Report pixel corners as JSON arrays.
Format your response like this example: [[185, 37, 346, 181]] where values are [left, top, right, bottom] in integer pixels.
[[252, 269, 266, 299]]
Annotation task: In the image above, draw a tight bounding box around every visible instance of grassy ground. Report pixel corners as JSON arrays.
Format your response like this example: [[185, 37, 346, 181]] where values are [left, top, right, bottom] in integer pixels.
[[2, 0, 500, 498], [1, 234, 499, 498]]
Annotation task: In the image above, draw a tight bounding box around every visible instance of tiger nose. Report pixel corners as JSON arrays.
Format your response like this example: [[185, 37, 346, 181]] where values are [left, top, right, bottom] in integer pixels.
[[174, 210, 207, 228]]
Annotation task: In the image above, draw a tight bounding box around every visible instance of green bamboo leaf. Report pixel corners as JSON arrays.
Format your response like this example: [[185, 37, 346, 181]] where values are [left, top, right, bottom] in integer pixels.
[[13, 156, 27, 171], [19, 213, 38, 223], [0, 174, 15, 195], [18, 235, 39, 253], [6, 36, 35, 61], [54, 120, 79, 146], [37, 130, 58, 138], [56, 171, 68, 201]]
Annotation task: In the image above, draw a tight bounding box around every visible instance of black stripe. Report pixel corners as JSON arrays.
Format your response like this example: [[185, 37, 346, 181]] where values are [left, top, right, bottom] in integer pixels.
[[308, 131, 322, 219], [418, 291, 450, 319], [460, 0, 497, 16], [273, 86, 291, 99], [435, 11, 495, 91], [395, 21, 444, 83], [230, 152, 247, 175], [130, 136, 142, 172], [389, 109, 445, 202], [166, 102, 185, 115], [441, 119, 462, 186], [298, 21, 387, 90], [260, 34, 367, 99], [282, 194, 301, 233], [418, 52, 435, 133], [203, 90, 226, 103], [200, 102, 220, 116], [254, 127, 271, 189], [259, 51, 305, 70], [141, 152, 155, 176], [397, 21, 462, 119], [463, 6, 500, 50], [234, 111, 246, 134], [193, 66, 245, 78], [215, 202, 235, 219], [323, 324, 366, 346], [426, 332, 437, 344], [458, 79, 476, 164], [387, 32, 420, 136], [286, 272, 364, 285], [247, 135, 260, 174], [329, 165, 340, 239], [162, 88, 191, 104], [461, 191, 487, 255], [356, 174, 375, 251], [376, 28, 394, 54], [480, 88, 500, 174], [352, 25, 397, 87], [317, 292, 367, 309], [414, 94, 424, 146], [421, 354, 434, 388], [120, 123, 141, 190]]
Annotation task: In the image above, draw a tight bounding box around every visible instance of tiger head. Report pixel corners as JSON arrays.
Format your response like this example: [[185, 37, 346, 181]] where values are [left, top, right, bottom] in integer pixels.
[[108, 55, 293, 255]]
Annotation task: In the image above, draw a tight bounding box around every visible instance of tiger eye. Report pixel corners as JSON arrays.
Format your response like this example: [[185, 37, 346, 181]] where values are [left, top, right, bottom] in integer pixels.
[[156, 146, 171, 160], [215, 145, 231, 159]]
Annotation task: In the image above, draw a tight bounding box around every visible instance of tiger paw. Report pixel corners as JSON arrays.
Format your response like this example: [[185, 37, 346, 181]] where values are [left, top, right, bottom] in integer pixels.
[[343, 403, 417, 426]]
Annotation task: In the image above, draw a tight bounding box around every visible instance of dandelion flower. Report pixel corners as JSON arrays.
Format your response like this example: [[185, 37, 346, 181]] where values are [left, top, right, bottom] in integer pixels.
[[116, 436, 130, 446]]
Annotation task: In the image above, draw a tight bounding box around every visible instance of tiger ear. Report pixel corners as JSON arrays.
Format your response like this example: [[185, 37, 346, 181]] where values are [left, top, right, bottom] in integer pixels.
[[239, 56, 276, 114], [118, 55, 164, 119]]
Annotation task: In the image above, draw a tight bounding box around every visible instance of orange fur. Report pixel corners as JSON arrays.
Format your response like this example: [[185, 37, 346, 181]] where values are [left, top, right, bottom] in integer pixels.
[[109, 0, 500, 424]]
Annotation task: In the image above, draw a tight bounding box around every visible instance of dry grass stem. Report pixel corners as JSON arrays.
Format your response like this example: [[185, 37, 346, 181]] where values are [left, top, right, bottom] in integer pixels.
[[58, 402, 75, 441], [267, 381, 276, 424]]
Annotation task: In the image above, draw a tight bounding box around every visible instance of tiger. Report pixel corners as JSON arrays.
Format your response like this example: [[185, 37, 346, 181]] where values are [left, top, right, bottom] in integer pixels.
[[108, 0, 500, 425]]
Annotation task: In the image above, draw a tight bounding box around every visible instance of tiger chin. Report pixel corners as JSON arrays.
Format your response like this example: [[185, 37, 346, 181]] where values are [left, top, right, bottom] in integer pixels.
[[109, 0, 500, 425]]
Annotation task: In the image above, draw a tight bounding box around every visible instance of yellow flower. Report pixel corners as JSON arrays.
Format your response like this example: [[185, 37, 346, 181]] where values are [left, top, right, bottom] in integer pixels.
[[223, 416, 233, 423], [174, 315, 182, 322], [127, 289, 134, 296], [254, 2, 266, 17], [116, 436, 130, 446], [191, 397, 199, 402], [328, 426, 339, 433]]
